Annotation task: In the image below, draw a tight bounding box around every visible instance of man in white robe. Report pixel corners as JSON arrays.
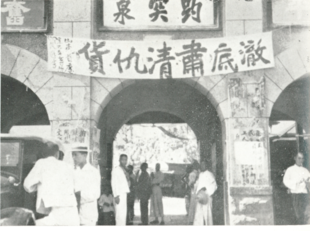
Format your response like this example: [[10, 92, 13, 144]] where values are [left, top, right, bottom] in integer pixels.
[[24, 142, 80, 226], [72, 146, 101, 226], [193, 160, 217, 226], [111, 154, 130, 226]]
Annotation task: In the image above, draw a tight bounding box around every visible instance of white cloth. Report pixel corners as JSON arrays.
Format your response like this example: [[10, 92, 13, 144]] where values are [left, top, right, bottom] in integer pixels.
[[111, 165, 130, 197], [114, 193, 127, 226], [23, 157, 78, 216], [283, 164, 310, 194], [35, 206, 80, 226], [193, 170, 217, 226], [76, 163, 101, 226]]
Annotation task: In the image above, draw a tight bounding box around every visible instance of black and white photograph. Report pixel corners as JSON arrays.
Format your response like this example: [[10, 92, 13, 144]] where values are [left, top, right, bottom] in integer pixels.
[[0, 0, 310, 226]]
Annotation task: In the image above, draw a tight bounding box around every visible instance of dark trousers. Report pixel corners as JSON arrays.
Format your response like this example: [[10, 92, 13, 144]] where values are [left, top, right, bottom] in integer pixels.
[[127, 194, 135, 224], [292, 194, 308, 225], [140, 198, 149, 225]]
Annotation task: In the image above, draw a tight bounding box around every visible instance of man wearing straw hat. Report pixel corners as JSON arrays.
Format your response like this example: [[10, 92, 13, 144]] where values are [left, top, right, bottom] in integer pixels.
[[72, 145, 101, 226]]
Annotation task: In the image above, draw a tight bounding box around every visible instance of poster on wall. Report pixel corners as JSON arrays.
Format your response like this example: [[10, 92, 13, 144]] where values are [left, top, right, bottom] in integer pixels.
[[53, 120, 90, 145], [228, 76, 266, 118], [102, 0, 216, 30], [230, 118, 268, 186], [47, 32, 274, 79]]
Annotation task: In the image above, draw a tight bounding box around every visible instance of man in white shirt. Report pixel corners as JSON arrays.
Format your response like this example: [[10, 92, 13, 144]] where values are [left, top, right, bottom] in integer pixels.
[[193, 160, 217, 226], [283, 152, 310, 224], [111, 154, 130, 226], [72, 146, 101, 226], [24, 142, 80, 226]]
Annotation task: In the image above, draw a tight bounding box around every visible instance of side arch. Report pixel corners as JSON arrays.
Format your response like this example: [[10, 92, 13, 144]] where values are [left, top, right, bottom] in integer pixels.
[[1, 44, 54, 121], [264, 46, 310, 117]]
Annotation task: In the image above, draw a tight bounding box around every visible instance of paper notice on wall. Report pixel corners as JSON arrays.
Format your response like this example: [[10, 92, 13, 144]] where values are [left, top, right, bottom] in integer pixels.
[[47, 32, 274, 79], [234, 141, 264, 165]]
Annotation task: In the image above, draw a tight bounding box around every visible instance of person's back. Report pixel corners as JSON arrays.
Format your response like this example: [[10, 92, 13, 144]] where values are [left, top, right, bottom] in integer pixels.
[[35, 157, 77, 209], [24, 143, 79, 226]]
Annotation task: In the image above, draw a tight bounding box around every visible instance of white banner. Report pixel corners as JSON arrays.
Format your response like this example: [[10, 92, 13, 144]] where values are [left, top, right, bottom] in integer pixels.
[[47, 32, 274, 79]]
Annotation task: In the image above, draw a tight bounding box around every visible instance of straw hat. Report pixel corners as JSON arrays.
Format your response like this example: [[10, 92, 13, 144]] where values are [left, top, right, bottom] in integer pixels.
[[196, 190, 209, 205]]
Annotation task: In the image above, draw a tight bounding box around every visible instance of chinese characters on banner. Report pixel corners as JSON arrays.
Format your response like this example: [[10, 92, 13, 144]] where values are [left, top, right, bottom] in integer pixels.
[[104, 0, 214, 29], [47, 32, 274, 79], [1, 0, 46, 31]]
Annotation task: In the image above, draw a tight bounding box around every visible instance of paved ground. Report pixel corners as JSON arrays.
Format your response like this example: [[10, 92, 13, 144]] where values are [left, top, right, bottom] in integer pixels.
[[132, 197, 189, 225]]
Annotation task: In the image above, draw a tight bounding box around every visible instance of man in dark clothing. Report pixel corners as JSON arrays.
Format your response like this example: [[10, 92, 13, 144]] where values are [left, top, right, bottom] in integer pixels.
[[136, 163, 151, 225], [126, 165, 136, 225]]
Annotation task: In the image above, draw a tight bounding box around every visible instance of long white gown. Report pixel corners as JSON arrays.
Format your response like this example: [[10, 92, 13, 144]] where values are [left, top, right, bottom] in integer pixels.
[[193, 170, 217, 226]]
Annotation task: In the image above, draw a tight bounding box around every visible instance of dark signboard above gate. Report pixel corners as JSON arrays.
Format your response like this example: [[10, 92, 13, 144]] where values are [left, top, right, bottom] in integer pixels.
[[1, 0, 47, 32]]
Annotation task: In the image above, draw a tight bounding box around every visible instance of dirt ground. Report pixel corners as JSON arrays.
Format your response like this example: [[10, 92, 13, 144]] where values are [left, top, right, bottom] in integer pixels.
[[132, 197, 189, 225]]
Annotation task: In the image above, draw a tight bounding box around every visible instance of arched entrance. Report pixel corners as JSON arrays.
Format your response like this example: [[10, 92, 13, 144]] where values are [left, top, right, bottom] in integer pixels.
[[1, 75, 50, 132], [269, 75, 310, 225], [97, 79, 225, 225]]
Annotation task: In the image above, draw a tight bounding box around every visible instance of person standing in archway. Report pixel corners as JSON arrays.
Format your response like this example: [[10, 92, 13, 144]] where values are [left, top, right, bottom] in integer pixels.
[[126, 165, 136, 225], [136, 163, 152, 225], [193, 160, 217, 226], [150, 163, 165, 225], [283, 152, 310, 225], [111, 154, 130, 226]]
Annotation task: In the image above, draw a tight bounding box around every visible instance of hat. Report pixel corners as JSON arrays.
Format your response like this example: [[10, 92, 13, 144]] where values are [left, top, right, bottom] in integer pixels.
[[71, 144, 89, 153]]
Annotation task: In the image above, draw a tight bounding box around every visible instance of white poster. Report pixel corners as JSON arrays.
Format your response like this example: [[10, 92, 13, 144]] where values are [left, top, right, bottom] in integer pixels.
[[103, 0, 214, 29], [234, 141, 264, 165], [47, 32, 274, 79]]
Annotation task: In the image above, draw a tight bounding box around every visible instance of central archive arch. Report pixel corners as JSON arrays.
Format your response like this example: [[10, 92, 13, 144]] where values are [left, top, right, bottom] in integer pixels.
[[91, 77, 228, 225]]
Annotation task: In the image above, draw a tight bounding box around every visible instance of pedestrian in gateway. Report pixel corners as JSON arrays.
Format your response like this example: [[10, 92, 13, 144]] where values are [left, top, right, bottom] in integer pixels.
[[126, 165, 136, 225], [111, 154, 130, 226], [193, 160, 217, 226], [150, 163, 165, 225], [283, 152, 310, 225], [136, 162, 152, 225]]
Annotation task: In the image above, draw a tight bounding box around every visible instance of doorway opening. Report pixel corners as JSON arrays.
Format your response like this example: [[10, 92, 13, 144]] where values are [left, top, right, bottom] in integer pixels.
[[1, 75, 50, 133], [97, 79, 225, 225], [269, 75, 310, 225], [113, 122, 199, 225]]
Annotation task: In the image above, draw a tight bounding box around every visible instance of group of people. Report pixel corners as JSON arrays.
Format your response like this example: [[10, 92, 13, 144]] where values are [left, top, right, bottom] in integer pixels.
[[182, 160, 218, 225], [23, 141, 309, 226], [111, 154, 165, 226], [24, 143, 101, 226]]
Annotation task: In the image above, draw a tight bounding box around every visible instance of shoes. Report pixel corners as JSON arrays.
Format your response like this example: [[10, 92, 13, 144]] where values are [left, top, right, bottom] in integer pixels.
[[160, 221, 165, 225], [150, 220, 159, 225]]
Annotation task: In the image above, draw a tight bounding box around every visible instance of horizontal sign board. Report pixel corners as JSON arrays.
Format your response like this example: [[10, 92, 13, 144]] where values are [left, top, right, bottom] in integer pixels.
[[102, 0, 216, 30]]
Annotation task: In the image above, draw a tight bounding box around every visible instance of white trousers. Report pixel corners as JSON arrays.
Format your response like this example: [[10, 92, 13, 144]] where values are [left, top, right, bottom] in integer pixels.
[[193, 197, 213, 226], [36, 206, 80, 226], [114, 193, 127, 226], [80, 201, 98, 226]]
